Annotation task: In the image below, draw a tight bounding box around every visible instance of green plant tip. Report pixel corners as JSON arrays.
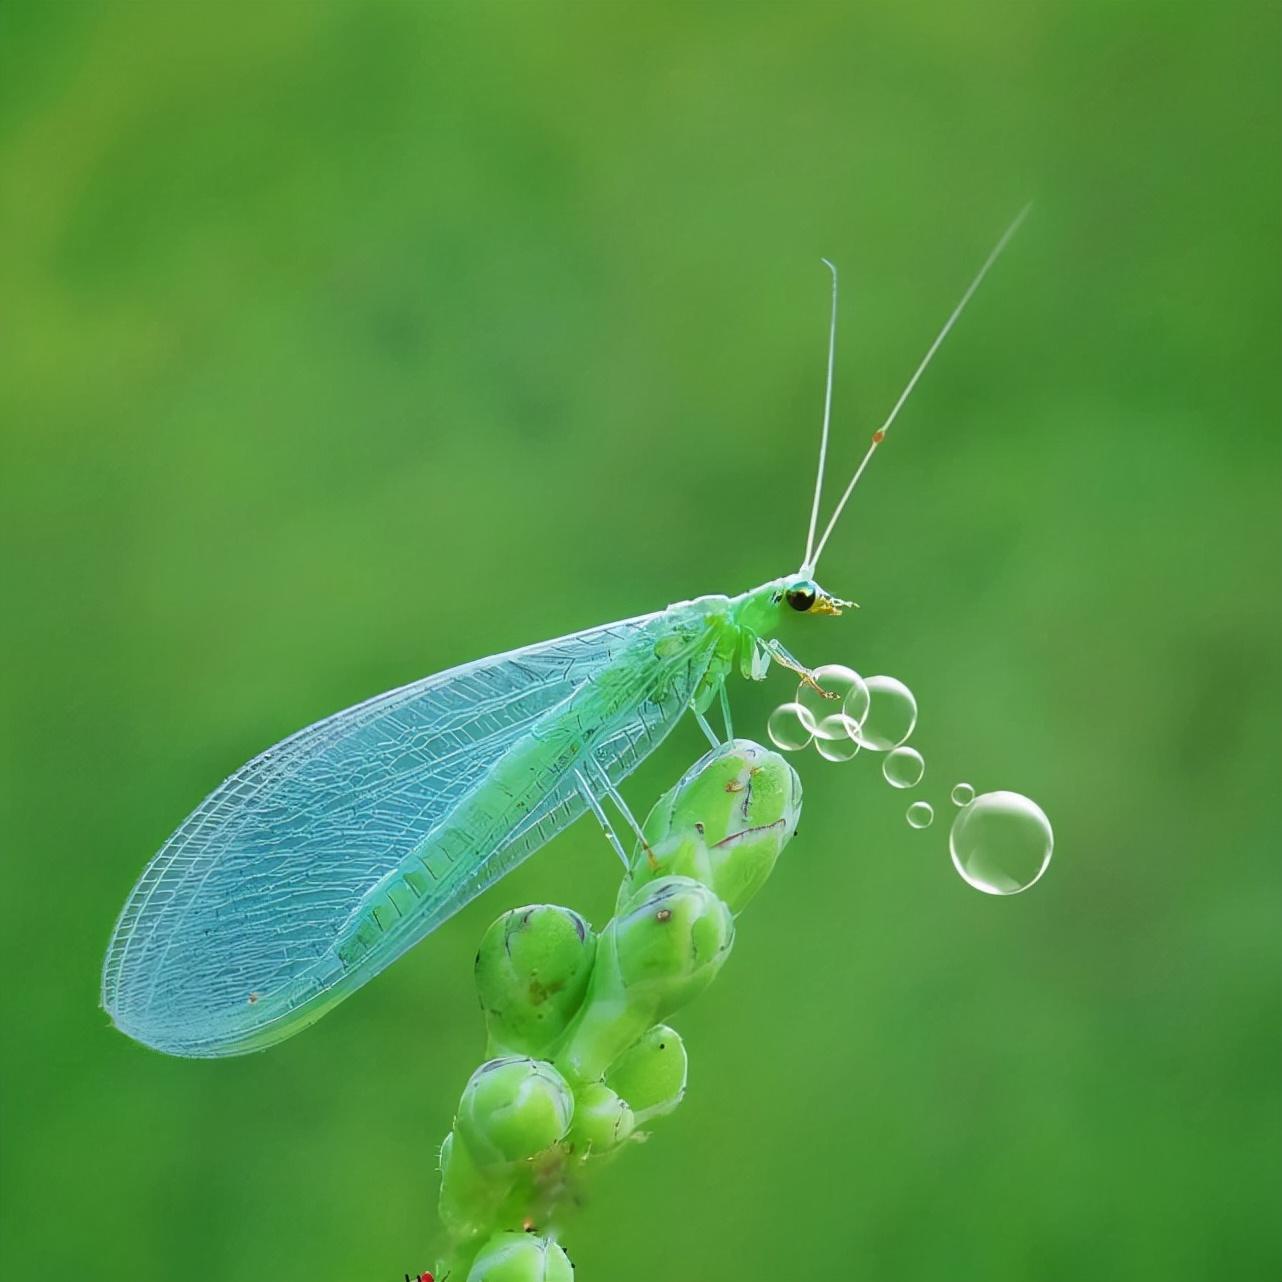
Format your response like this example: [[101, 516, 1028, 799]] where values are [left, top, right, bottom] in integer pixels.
[[437, 740, 803, 1273]]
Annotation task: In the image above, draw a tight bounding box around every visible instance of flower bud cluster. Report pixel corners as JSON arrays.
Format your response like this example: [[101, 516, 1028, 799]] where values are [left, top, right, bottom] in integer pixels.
[[434, 740, 801, 1280]]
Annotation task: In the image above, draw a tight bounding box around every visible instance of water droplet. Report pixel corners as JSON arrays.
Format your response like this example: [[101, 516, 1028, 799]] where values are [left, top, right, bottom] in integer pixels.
[[796, 665, 869, 740], [950, 782, 975, 806], [949, 791, 1053, 895], [882, 746, 925, 789], [767, 702, 813, 752], [853, 675, 917, 750], [906, 801, 934, 829], [815, 733, 860, 762]]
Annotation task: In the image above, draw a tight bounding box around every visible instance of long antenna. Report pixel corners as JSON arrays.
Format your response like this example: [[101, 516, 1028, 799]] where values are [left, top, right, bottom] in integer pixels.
[[800, 258, 840, 575], [808, 204, 1031, 572]]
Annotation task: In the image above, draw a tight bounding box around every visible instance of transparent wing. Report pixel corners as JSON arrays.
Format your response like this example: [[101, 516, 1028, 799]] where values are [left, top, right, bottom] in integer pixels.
[[102, 609, 712, 1057]]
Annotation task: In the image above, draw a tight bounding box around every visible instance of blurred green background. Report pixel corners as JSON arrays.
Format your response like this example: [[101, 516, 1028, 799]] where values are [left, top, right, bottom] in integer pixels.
[[2, 1, 1278, 1279]]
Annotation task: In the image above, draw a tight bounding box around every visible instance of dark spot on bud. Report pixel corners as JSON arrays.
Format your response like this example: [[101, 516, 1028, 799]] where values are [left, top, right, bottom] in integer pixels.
[[694, 821, 704, 834], [247, 992, 259, 1005]]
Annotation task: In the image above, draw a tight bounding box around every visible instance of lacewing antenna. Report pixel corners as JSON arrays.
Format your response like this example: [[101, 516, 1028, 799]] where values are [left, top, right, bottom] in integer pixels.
[[800, 258, 840, 576], [808, 205, 1032, 573]]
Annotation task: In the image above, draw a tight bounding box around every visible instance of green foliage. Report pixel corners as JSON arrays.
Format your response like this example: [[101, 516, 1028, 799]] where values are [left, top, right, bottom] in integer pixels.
[[436, 741, 801, 1279]]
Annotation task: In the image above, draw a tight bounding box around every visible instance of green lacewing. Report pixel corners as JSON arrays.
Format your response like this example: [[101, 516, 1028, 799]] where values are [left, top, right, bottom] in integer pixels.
[[102, 209, 1028, 1056]]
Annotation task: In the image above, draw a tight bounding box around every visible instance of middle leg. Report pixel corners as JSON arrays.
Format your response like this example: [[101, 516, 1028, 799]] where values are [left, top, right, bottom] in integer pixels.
[[587, 757, 659, 871]]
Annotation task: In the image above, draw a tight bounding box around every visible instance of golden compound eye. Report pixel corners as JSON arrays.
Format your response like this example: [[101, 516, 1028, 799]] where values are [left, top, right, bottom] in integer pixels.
[[785, 582, 818, 612]]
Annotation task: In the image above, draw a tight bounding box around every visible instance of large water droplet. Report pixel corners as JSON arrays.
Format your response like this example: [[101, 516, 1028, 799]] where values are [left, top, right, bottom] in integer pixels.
[[767, 702, 813, 753], [796, 665, 870, 740], [854, 675, 917, 750], [949, 791, 1053, 895], [950, 782, 975, 806], [906, 801, 934, 829], [882, 746, 925, 789]]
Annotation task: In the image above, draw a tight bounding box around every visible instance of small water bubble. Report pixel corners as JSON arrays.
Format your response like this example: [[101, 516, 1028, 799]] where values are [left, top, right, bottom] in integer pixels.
[[906, 801, 934, 829], [949, 791, 1053, 895], [815, 732, 860, 762], [796, 664, 870, 740], [882, 746, 925, 789], [767, 702, 814, 752], [853, 675, 917, 750], [950, 782, 975, 806]]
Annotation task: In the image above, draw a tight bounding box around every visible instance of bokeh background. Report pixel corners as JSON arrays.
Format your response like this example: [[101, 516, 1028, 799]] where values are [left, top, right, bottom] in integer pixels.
[[3, 2, 1279, 1279]]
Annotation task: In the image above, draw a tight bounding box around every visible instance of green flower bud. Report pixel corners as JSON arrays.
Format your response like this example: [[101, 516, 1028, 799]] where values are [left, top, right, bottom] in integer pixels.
[[475, 906, 597, 1057], [613, 877, 733, 1012], [604, 1025, 687, 1124], [566, 1081, 636, 1156], [466, 1232, 574, 1282], [456, 1058, 574, 1168], [619, 741, 801, 913], [557, 877, 733, 1083]]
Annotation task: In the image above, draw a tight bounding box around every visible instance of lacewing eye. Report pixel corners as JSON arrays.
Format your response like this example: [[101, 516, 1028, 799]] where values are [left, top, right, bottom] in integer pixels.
[[785, 582, 818, 612]]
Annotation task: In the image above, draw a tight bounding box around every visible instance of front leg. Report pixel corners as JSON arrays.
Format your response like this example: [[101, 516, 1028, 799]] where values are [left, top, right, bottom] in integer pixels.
[[761, 638, 839, 700]]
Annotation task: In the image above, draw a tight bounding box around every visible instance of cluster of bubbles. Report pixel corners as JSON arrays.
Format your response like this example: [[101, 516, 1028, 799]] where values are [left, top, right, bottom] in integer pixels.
[[767, 666, 1053, 895]]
